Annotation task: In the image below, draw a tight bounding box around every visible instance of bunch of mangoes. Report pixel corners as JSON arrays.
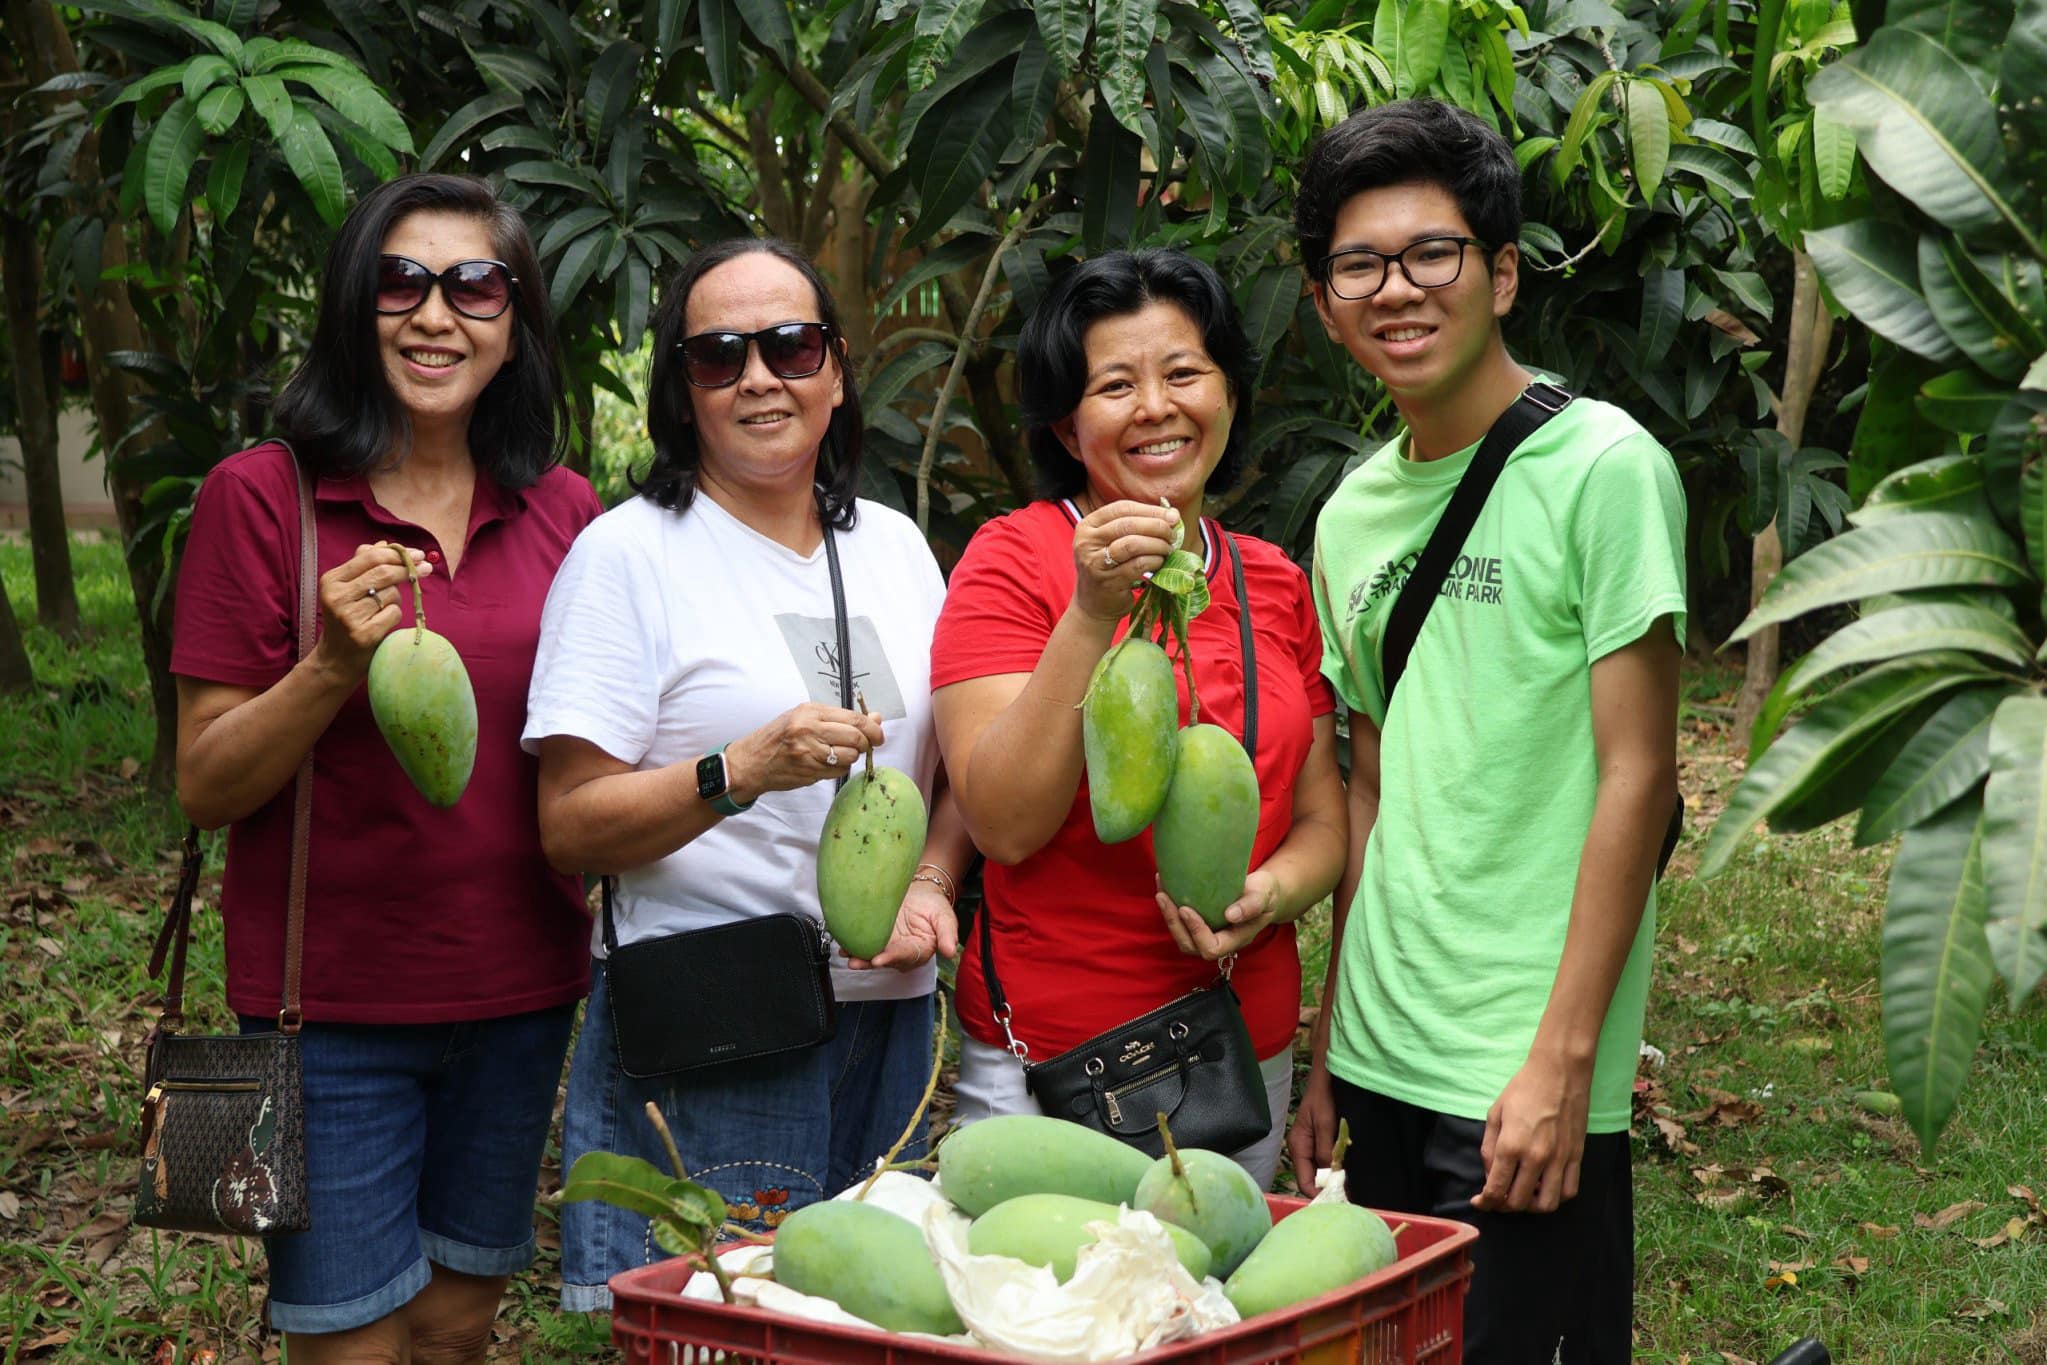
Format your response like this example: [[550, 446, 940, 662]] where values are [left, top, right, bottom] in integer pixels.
[[367, 545, 476, 808], [1079, 507, 1260, 925], [769, 1114, 1401, 1337]]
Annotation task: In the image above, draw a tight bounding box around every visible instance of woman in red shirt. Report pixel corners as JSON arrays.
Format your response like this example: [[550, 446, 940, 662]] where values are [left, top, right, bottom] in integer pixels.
[[931, 250, 1347, 1187], [171, 174, 599, 1358]]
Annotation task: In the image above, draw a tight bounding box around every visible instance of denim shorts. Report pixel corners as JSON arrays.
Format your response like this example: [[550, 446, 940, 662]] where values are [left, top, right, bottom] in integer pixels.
[[559, 960, 935, 1312], [238, 1003, 576, 1334]]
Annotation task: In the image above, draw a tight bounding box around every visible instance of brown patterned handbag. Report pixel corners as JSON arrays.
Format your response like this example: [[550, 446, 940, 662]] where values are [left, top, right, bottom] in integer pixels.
[[134, 451, 317, 1236]]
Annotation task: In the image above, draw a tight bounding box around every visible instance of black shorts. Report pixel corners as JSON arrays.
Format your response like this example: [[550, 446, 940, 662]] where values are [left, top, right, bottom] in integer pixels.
[[1329, 1077, 1633, 1365]]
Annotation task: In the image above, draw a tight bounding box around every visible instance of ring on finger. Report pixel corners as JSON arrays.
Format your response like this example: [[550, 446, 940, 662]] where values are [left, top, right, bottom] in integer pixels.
[[1102, 548, 1117, 569], [364, 587, 381, 605], [822, 743, 838, 766]]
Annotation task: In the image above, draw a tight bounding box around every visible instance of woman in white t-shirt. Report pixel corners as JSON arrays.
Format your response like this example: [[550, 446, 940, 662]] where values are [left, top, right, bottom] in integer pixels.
[[524, 238, 974, 1313]]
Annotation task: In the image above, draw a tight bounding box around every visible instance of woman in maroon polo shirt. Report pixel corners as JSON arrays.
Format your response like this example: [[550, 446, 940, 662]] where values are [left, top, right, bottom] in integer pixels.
[[171, 174, 600, 1358], [931, 250, 1348, 1188]]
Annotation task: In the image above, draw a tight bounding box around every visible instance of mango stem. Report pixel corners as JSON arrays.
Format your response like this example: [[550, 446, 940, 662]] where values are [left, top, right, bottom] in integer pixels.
[[1330, 1117, 1351, 1175], [380, 540, 426, 642], [855, 688, 876, 779], [856, 993, 949, 1201], [1156, 1112, 1198, 1214]]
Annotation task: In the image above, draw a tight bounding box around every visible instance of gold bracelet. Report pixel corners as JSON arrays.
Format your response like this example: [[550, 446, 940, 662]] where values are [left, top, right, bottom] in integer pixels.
[[909, 863, 957, 903]]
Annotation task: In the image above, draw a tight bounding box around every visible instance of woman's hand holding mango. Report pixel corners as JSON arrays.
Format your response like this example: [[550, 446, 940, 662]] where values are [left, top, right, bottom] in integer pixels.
[[1068, 500, 1179, 624], [724, 702, 885, 802], [842, 879, 959, 973], [312, 543, 433, 681], [1155, 866, 1280, 960]]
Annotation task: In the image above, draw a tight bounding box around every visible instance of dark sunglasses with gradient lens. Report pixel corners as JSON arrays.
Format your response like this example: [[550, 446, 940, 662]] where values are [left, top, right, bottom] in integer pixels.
[[375, 255, 518, 320], [678, 322, 833, 388]]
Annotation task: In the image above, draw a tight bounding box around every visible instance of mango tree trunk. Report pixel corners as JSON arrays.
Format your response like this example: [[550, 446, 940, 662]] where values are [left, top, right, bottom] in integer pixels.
[[14, 0, 178, 789], [0, 573, 35, 694], [1734, 250, 1833, 744], [2, 203, 80, 638]]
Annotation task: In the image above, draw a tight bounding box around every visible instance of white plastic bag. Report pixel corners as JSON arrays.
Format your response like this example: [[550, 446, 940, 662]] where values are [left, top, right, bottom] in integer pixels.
[[925, 1202, 1239, 1361]]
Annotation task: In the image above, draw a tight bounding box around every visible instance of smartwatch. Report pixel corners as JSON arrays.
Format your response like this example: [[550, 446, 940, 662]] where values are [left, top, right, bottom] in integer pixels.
[[696, 744, 754, 817]]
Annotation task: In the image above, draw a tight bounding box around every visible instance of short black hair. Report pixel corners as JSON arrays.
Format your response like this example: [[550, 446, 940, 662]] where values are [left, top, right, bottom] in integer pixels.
[[1294, 99, 1521, 281], [272, 173, 568, 488], [639, 237, 864, 531], [1018, 249, 1256, 500]]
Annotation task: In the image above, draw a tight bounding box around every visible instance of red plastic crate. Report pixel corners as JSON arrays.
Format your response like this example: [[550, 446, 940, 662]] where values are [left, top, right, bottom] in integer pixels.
[[610, 1194, 1476, 1364]]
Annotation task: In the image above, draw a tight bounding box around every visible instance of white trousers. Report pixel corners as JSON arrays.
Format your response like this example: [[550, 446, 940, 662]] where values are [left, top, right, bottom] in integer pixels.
[[952, 1034, 1296, 1191]]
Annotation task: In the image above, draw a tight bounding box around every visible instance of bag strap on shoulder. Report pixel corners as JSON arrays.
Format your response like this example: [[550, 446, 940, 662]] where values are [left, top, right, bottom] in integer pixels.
[[1381, 380, 1571, 704]]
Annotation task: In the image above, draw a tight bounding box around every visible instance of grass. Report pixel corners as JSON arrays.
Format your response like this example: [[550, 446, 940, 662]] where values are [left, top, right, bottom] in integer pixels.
[[2, 539, 2043, 1363]]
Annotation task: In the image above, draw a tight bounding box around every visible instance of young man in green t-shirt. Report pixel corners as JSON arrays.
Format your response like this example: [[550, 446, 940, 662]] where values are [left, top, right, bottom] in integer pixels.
[[1287, 99, 1686, 1363]]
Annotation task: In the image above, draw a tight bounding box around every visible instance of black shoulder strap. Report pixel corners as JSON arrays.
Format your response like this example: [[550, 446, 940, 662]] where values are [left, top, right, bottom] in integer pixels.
[[1381, 380, 1571, 703], [1226, 530, 1256, 758]]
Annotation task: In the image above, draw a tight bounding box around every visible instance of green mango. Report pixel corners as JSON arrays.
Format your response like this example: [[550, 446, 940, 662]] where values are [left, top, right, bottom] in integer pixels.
[[816, 766, 928, 958], [367, 627, 477, 808], [935, 1115, 1153, 1216], [967, 1192, 1212, 1282], [1152, 724, 1259, 928], [772, 1199, 964, 1335], [1083, 639, 1178, 843], [1134, 1147, 1272, 1277], [1222, 1201, 1398, 1320]]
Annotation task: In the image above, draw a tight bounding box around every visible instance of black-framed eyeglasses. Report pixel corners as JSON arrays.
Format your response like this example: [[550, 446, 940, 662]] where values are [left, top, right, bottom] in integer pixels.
[[1320, 236, 1492, 301], [677, 322, 834, 389], [375, 255, 519, 320]]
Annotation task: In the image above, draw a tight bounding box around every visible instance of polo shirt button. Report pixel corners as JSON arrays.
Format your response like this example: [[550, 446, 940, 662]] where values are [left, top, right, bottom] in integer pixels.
[[426, 550, 442, 564]]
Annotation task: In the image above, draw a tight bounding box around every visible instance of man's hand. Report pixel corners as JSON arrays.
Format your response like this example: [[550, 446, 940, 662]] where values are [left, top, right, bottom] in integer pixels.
[[1472, 1048, 1592, 1213], [1286, 1061, 1338, 1192]]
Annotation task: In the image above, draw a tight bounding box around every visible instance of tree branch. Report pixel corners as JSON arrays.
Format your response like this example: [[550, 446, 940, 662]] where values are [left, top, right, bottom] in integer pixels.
[[745, 105, 797, 238], [799, 130, 843, 257], [916, 197, 1052, 533]]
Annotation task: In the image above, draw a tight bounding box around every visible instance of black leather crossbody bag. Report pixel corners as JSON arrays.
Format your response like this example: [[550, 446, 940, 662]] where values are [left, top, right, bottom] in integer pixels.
[[1382, 381, 1684, 877], [602, 520, 848, 1078], [982, 530, 1270, 1158], [135, 448, 315, 1237]]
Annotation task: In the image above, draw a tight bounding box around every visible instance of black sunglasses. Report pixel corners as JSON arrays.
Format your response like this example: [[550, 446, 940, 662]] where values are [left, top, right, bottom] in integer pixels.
[[375, 255, 519, 320], [677, 322, 834, 388]]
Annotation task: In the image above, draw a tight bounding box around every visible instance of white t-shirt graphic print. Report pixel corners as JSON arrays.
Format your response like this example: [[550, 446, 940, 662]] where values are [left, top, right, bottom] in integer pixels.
[[523, 492, 946, 1002]]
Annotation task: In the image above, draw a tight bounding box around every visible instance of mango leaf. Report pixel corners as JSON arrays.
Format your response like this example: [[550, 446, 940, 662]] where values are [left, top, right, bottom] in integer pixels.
[[1917, 369, 2009, 436], [1984, 392, 2047, 535], [1701, 659, 1995, 876], [1806, 221, 1961, 364], [1751, 603, 2029, 761], [1860, 685, 2009, 844], [420, 89, 522, 171], [731, 0, 797, 64], [1096, 0, 1160, 133], [204, 138, 250, 221], [560, 1151, 728, 1228], [1378, 0, 1450, 99], [1853, 455, 1991, 527], [1882, 795, 1995, 1156], [1919, 238, 2047, 382], [1847, 346, 1965, 508], [701, 0, 744, 101], [910, 0, 989, 89], [1625, 76, 1671, 201], [1810, 105, 1856, 200], [1035, 0, 1090, 74], [1667, 143, 1752, 196], [584, 40, 641, 146], [144, 96, 204, 236], [1556, 69, 1619, 179], [110, 62, 193, 109], [180, 54, 234, 104], [1886, 0, 2016, 71], [271, 64, 413, 154], [193, 83, 244, 135], [1983, 696, 2047, 1002], [1081, 113, 1141, 254], [549, 226, 609, 313], [903, 72, 1008, 247], [863, 340, 953, 412], [1807, 28, 2039, 253], [2001, 0, 2047, 162], [275, 109, 344, 227], [1730, 513, 2029, 641]]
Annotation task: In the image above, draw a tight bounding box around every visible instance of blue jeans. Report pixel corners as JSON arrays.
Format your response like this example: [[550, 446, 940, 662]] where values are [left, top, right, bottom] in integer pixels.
[[559, 960, 935, 1311], [237, 1004, 576, 1334]]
